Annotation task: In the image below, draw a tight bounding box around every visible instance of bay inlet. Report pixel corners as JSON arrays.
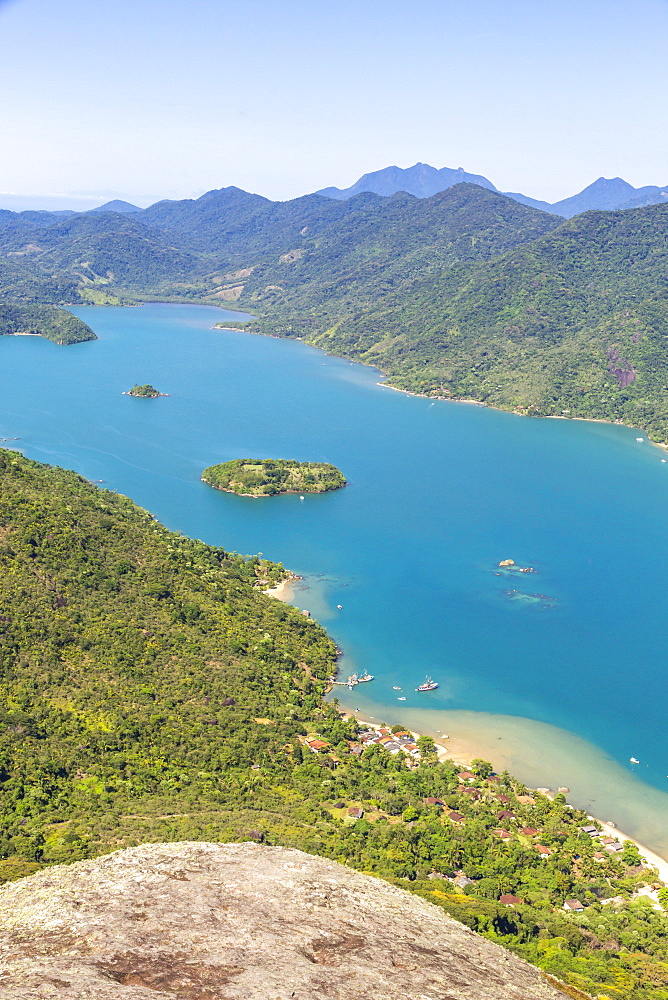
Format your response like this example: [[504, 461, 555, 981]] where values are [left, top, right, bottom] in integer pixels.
[[2, 302, 668, 854]]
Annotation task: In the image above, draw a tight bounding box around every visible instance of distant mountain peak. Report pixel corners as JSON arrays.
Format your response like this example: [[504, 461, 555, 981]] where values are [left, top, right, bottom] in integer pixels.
[[88, 199, 142, 214], [316, 163, 497, 201], [315, 163, 668, 218]]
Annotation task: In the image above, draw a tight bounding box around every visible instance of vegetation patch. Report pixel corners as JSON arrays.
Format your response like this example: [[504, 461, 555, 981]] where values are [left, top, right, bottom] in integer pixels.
[[126, 384, 165, 397], [0, 303, 95, 345], [202, 458, 346, 496]]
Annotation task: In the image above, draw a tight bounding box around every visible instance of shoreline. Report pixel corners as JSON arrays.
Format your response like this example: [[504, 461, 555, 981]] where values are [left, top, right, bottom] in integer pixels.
[[263, 575, 300, 601], [375, 380, 668, 449], [201, 478, 344, 499], [336, 702, 668, 880], [122, 391, 169, 398]]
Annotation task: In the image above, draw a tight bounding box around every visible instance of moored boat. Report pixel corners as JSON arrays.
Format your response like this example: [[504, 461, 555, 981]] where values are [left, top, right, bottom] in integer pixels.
[[416, 676, 438, 692]]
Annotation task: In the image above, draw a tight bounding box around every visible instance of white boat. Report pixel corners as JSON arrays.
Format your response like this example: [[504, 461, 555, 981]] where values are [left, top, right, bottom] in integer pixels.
[[392, 686, 401, 690], [416, 676, 439, 692], [398, 696, 406, 701], [630, 757, 640, 764]]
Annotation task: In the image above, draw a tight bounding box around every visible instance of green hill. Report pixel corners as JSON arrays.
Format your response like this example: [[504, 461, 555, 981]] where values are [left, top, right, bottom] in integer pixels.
[[0, 303, 95, 344], [246, 200, 668, 441], [4, 182, 668, 439], [236, 184, 561, 326], [202, 458, 346, 496]]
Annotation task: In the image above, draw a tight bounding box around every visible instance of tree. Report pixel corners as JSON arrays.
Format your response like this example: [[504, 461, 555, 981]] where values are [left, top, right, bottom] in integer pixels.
[[471, 759, 493, 779], [621, 841, 643, 867], [417, 736, 438, 763]]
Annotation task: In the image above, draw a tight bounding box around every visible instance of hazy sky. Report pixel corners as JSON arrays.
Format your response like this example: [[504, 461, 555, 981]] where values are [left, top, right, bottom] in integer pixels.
[[2, 0, 667, 209]]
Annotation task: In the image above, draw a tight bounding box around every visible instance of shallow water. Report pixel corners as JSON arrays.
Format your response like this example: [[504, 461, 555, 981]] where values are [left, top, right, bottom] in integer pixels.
[[2, 303, 668, 851]]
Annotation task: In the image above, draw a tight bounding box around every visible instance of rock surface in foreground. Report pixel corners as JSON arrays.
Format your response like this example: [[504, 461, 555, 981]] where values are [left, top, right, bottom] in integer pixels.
[[0, 841, 565, 999]]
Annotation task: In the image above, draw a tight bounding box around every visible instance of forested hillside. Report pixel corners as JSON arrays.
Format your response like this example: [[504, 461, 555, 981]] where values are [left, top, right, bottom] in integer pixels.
[[0, 212, 208, 304], [0, 303, 95, 344], [237, 184, 560, 317], [1, 450, 668, 998], [3, 181, 668, 438], [246, 201, 668, 440]]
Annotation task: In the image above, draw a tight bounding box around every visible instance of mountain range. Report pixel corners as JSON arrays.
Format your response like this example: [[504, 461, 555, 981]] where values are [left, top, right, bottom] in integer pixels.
[[316, 162, 668, 217], [2, 173, 668, 438], [2, 162, 668, 220]]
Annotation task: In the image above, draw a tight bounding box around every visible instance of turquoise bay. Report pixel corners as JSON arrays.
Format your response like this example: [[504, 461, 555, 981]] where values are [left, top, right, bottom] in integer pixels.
[[3, 303, 668, 851]]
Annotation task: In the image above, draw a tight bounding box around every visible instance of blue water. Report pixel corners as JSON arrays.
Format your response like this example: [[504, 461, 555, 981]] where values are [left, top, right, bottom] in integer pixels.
[[3, 303, 668, 845]]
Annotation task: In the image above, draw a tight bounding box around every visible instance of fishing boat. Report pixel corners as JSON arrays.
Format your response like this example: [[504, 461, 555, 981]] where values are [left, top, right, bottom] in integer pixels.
[[416, 676, 439, 692]]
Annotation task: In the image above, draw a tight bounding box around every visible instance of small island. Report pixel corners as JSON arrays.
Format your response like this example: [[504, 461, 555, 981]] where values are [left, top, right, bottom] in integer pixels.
[[202, 458, 347, 497], [125, 384, 167, 398]]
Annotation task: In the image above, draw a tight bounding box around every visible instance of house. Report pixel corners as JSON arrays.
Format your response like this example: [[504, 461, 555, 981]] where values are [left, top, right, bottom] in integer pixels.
[[563, 899, 585, 912], [581, 825, 598, 836], [461, 787, 481, 800], [423, 797, 445, 807], [517, 795, 535, 805], [605, 842, 623, 853], [521, 827, 538, 837], [497, 794, 511, 804], [494, 829, 512, 841], [499, 894, 523, 907], [497, 810, 516, 821], [593, 852, 606, 861], [535, 845, 552, 857], [458, 771, 475, 782], [347, 807, 364, 819], [306, 739, 329, 752], [453, 875, 476, 889], [600, 837, 616, 845], [447, 811, 465, 824]]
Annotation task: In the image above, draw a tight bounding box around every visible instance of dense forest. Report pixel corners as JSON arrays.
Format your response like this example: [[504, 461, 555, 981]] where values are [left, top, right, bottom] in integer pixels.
[[202, 458, 347, 496], [0, 303, 95, 344], [1, 449, 668, 998], [240, 198, 668, 441], [3, 182, 668, 438]]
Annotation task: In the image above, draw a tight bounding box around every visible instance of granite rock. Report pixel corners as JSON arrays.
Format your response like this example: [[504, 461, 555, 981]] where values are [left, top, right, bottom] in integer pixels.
[[0, 841, 566, 999]]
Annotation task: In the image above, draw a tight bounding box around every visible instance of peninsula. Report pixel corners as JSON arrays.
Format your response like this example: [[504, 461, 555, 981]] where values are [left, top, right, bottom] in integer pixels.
[[201, 458, 346, 497], [125, 384, 166, 397], [0, 304, 96, 345]]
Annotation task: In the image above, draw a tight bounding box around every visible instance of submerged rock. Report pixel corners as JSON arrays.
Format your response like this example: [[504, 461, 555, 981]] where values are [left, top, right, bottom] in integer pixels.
[[0, 841, 564, 999]]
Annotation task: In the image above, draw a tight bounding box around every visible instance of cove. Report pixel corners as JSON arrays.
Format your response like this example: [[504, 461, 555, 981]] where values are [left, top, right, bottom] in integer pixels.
[[2, 302, 668, 853]]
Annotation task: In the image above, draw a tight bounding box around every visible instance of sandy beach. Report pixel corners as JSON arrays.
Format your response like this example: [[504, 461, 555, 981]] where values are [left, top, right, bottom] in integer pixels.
[[265, 568, 668, 870], [336, 701, 668, 880], [263, 576, 298, 602]]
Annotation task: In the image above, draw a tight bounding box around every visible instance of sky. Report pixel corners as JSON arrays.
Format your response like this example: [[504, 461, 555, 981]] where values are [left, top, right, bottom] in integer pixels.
[[1, 0, 667, 210]]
